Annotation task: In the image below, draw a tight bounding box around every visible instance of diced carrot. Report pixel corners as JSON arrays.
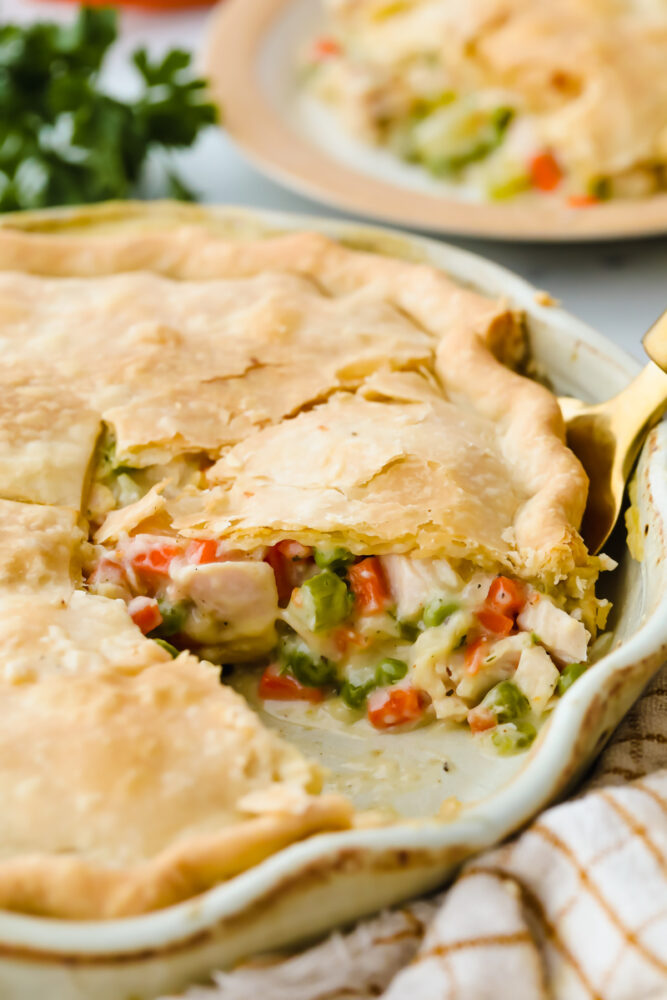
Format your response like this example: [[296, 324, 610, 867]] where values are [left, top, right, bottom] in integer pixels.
[[567, 194, 599, 208], [264, 546, 291, 604], [348, 557, 391, 615], [529, 151, 563, 192], [332, 626, 370, 655], [258, 664, 324, 703], [128, 596, 163, 635], [486, 576, 525, 617], [311, 36, 341, 61], [468, 705, 497, 734], [130, 543, 181, 578], [464, 637, 491, 674], [367, 686, 424, 729], [265, 549, 288, 603], [477, 607, 514, 636], [185, 539, 221, 565], [265, 541, 314, 604]]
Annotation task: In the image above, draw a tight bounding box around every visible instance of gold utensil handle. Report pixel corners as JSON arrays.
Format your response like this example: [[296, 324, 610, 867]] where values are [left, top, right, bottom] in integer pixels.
[[643, 309, 667, 373], [564, 313, 667, 554], [610, 362, 667, 479]]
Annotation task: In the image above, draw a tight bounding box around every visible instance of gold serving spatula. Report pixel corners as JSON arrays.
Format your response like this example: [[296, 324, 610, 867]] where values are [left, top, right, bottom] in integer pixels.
[[560, 310, 667, 555]]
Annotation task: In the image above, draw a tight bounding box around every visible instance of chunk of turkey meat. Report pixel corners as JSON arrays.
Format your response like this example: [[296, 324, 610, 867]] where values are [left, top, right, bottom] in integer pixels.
[[517, 593, 589, 664]]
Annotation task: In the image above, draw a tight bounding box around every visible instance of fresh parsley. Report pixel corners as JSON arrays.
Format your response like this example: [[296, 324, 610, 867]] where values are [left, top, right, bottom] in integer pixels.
[[0, 6, 218, 211]]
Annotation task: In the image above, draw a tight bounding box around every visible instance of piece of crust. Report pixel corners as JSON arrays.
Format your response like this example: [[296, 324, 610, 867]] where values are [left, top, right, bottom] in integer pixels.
[[0, 499, 84, 599], [0, 217, 586, 579], [0, 590, 170, 684], [0, 363, 100, 508], [0, 654, 352, 919], [93, 482, 169, 544], [194, 368, 585, 579], [0, 266, 432, 465]]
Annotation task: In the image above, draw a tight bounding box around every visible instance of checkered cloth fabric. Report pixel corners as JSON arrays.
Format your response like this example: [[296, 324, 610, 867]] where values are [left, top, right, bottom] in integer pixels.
[[175, 665, 667, 1000]]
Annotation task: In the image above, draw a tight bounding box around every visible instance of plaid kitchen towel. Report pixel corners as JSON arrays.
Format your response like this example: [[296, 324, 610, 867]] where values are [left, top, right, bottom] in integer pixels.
[[176, 665, 667, 1000]]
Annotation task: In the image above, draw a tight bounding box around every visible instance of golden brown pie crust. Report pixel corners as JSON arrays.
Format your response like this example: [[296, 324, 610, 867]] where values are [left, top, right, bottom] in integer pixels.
[[0, 203, 596, 919]]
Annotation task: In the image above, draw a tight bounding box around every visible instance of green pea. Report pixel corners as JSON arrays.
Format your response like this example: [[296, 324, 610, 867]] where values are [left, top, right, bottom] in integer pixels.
[[313, 546, 355, 571], [420, 103, 515, 176], [152, 599, 188, 638], [487, 172, 530, 201], [422, 599, 459, 629], [376, 657, 408, 686], [397, 619, 421, 642], [589, 176, 611, 201], [279, 634, 337, 688], [492, 721, 537, 755], [299, 570, 352, 631], [411, 90, 456, 119], [481, 681, 530, 723], [153, 638, 179, 658], [340, 679, 373, 709], [491, 106, 514, 131], [96, 432, 140, 480], [557, 662, 587, 696]]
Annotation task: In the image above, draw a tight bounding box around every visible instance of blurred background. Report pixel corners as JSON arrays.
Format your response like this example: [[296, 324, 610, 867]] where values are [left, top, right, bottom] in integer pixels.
[[2, 0, 666, 360]]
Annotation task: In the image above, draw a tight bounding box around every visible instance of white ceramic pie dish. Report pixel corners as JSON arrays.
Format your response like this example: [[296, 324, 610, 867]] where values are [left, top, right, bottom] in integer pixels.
[[0, 204, 664, 1000]]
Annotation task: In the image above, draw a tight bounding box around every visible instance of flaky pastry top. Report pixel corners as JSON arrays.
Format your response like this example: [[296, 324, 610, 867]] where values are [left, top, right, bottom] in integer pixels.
[[0, 217, 589, 581], [0, 655, 350, 918], [0, 203, 595, 919]]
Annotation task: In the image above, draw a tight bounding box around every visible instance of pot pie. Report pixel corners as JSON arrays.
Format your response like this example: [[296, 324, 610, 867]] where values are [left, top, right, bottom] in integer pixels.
[[0, 204, 612, 920], [304, 0, 667, 203]]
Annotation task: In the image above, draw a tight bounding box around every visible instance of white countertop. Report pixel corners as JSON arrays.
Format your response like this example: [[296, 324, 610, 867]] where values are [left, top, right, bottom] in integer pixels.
[[5, 0, 667, 362]]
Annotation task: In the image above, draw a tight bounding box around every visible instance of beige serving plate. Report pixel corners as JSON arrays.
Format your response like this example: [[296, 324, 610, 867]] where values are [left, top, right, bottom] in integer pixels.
[[0, 202, 664, 1000], [204, 0, 667, 242]]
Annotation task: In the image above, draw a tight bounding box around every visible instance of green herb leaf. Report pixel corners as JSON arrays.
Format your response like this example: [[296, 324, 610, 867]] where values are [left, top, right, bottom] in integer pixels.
[[0, 6, 218, 212], [166, 168, 197, 203]]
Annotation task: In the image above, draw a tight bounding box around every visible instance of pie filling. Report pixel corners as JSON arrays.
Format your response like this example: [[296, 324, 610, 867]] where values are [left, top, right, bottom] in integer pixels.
[[87, 457, 596, 754], [303, 3, 667, 204]]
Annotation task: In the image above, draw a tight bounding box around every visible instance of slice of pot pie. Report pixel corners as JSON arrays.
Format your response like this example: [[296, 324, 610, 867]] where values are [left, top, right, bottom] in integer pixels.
[[0, 655, 351, 919], [0, 206, 611, 918], [304, 0, 667, 203]]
